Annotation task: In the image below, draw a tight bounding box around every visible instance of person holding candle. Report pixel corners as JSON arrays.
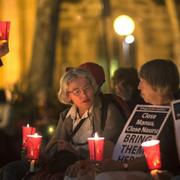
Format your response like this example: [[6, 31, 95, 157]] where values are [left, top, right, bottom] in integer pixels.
[[94, 59, 180, 179], [44, 67, 126, 159]]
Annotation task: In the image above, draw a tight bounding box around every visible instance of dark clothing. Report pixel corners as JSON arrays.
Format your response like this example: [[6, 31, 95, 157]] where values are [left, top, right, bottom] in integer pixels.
[[0, 160, 29, 180], [127, 91, 146, 112], [45, 96, 127, 158], [159, 114, 180, 174], [0, 131, 16, 168]]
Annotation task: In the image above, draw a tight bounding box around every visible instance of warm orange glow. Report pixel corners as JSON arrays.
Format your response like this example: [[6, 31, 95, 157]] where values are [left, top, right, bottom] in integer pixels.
[[28, 133, 42, 138], [0, 0, 36, 89], [141, 139, 159, 147], [113, 15, 135, 36], [94, 132, 99, 139]]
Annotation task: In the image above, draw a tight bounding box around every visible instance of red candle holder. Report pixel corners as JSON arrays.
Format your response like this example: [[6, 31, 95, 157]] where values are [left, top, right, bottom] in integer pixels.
[[0, 21, 10, 41], [22, 124, 36, 148], [141, 139, 161, 170], [88, 132, 105, 161], [26, 133, 42, 160]]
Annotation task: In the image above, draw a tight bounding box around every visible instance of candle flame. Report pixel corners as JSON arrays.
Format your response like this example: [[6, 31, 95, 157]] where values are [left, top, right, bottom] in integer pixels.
[[33, 133, 38, 137], [27, 124, 30, 127], [94, 132, 99, 138], [151, 169, 159, 176]]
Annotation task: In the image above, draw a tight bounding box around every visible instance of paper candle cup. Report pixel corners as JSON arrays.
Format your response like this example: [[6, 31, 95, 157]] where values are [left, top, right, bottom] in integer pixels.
[[141, 139, 161, 170], [88, 134, 105, 161], [0, 21, 10, 40], [22, 125, 36, 148], [26, 133, 42, 160]]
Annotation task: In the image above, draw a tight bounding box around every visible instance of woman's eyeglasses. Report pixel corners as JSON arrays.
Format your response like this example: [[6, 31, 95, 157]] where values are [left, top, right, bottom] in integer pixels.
[[68, 84, 92, 96]]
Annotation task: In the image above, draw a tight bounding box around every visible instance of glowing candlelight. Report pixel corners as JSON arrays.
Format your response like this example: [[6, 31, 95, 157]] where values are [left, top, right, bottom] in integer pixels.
[[141, 139, 161, 170], [88, 132, 105, 161], [0, 21, 10, 41], [26, 133, 42, 160]]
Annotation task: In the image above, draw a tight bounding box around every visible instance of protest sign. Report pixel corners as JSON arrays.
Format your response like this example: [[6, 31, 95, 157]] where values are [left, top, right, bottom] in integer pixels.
[[112, 105, 171, 161], [171, 99, 180, 162]]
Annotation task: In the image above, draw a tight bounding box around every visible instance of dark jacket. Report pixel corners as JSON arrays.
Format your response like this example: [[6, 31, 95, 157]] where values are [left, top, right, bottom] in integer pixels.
[[159, 114, 180, 174]]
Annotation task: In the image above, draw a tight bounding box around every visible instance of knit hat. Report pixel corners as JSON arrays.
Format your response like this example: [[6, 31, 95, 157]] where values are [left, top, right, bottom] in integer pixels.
[[79, 62, 105, 87]]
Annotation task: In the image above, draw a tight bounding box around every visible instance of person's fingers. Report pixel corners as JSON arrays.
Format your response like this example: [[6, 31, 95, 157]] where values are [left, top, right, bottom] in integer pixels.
[[65, 161, 81, 177], [0, 59, 3, 66]]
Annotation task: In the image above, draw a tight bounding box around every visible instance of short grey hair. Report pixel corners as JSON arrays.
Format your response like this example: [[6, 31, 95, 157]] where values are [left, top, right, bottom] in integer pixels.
[[58, 68, 98, 104]]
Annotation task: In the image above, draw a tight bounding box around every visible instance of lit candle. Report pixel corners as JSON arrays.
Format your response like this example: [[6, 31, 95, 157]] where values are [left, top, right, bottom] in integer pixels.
[[0, 21, 10, 41], [22, 124, 36, 148], [88, 132, 105, 161], [26, 133, 42, 160], [141, 139, 161, 170]]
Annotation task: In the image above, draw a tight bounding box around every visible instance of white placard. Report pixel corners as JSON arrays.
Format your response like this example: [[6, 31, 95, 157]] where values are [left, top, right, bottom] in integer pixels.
[[112, 104, 171, 161]]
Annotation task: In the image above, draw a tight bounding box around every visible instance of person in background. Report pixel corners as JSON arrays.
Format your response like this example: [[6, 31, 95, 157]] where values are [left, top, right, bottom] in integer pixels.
[[112, 67, 145, 111], [0, 89, 15, 136]]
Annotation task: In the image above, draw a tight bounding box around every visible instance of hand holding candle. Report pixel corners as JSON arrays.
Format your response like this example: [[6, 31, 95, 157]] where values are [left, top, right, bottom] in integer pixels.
[[88, 132, 105, 161], [26, 133, 42, 160], [141, 139, 161, 170]]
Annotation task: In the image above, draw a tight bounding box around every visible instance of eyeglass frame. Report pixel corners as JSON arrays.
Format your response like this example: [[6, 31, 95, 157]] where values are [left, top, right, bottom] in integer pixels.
[[67, 83, 93, 96]]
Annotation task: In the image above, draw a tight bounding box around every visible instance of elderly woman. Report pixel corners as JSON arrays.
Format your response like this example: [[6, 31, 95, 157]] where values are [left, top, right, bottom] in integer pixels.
[[45, 68, 126, 159]]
